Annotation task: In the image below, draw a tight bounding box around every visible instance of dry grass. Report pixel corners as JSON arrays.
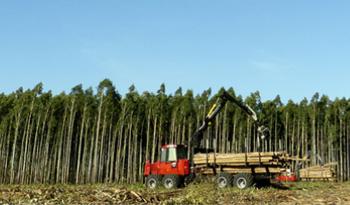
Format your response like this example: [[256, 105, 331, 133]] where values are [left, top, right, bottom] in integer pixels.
[[0, 181, 350, 204]]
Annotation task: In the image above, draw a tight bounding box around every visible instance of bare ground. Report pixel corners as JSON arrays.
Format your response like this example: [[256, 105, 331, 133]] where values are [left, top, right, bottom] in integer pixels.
[[0, 181, 350, 204]]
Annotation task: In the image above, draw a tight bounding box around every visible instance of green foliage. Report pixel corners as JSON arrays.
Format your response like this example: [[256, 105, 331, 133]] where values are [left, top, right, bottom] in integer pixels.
[[0, 81, 349, 184]]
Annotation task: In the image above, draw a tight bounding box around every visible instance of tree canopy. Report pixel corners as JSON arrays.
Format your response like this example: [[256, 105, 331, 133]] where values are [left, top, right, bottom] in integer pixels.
[[0, 79, 349, 184]]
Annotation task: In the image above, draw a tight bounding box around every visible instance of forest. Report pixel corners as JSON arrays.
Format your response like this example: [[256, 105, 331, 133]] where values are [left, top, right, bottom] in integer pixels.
[[0, 79, 349, 184]]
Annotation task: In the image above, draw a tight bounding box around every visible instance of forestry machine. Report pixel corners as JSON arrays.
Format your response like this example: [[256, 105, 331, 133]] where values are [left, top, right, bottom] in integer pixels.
[[144, 90, 269, 189]]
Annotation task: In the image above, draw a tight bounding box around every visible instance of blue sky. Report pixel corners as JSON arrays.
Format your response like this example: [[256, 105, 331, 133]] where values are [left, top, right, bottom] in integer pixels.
[[1, 1, 349, 102]]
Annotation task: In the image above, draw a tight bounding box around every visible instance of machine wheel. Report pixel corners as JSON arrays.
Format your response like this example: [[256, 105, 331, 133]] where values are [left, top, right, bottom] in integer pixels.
[[216, 173, 233, 188], [233, 173, 254, 189], [145, 175, 162, 189], [162, 175, 181, 189]]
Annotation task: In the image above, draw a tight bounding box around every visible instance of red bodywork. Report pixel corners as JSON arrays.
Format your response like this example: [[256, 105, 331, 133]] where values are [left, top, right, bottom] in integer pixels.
[[144, 159, 190, 176], [144, 144, 190, 177], [275, 174, 297, 182]]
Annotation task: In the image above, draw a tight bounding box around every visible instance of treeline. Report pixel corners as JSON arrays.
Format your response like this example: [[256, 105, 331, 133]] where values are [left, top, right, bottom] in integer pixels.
[[0, 79, 349, 184]]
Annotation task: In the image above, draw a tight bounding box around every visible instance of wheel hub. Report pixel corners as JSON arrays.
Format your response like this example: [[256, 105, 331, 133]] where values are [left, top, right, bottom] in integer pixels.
[[218, 177, 227, 188], [148, 179, 157, 189], [165, 178, 174, 188], [237, 178, 247, 189]]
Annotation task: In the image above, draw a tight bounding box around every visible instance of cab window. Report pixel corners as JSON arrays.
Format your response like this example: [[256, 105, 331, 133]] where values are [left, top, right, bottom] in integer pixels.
[[167, 147, 177, 161], [160, 147, 177, 162], [161, 148, 167, 162]]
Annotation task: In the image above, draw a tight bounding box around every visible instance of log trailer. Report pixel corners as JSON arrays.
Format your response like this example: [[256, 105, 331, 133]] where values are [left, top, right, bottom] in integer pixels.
[[144, 90, 292, 189]]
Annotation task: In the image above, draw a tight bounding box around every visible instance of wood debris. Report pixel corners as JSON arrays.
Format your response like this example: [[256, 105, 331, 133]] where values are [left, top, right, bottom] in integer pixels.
[[0, 182, 350, 204]]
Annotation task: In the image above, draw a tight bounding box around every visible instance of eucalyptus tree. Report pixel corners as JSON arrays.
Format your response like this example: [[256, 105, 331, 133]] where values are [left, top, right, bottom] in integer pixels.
[[0, 92, 15, 183], [317, 95, 330, 163], [91, 79, 120, 183], [243, 91, 262, 152], [192, 89, 211, 151], [310, 93, 320, 165], [272, 95, 284, 152], [0, 82, 350, 183], [71, 84, 88, 184], [222, 88, 236, 153], [30, 90, 52, 183]]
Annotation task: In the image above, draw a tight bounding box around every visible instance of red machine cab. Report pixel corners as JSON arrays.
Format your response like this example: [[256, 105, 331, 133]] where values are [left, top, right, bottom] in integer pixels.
[[144, 144, 190, 189]]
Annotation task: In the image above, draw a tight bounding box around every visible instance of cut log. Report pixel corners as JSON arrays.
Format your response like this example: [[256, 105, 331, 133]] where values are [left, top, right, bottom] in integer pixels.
[[193, 151, 291, 175], [299, 163, 337, 181], [196, 167, 287, 174], [193, 152, 290, 166]]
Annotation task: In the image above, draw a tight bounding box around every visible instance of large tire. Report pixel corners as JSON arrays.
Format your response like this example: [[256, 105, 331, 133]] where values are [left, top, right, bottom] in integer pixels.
[[145, 175, 162, 189], [233, 173, 254, 189], [162, 175, 181, 189], [216, 173, 233, 188]]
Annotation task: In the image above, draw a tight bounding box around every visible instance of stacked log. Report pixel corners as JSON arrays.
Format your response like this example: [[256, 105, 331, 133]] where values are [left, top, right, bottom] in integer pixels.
[[197, 167, 288, 174], [193, 152, 290, 174], [299, 163, 337, 181], [193, 152, 290, 166]]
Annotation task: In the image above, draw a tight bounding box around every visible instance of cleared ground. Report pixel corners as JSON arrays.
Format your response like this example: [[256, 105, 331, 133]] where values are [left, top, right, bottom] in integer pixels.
[[0, 181, 349, 204]]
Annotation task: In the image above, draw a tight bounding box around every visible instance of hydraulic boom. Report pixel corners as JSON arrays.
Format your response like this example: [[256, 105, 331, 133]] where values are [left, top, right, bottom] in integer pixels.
[[191, 90, 268, 153]]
